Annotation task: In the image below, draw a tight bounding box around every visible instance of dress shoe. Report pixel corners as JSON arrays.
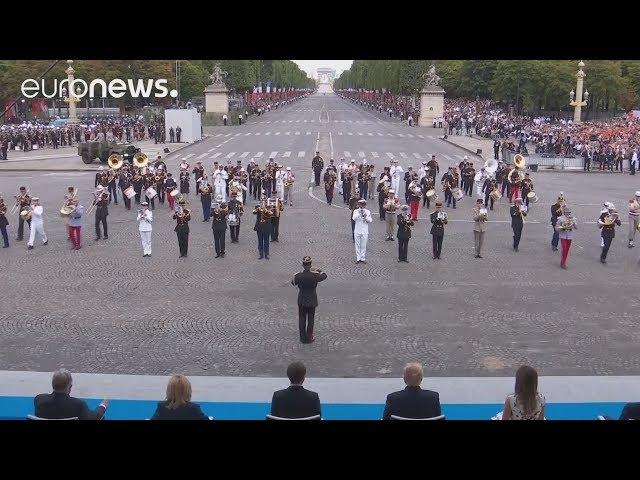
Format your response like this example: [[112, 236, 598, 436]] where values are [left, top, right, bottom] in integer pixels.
[[361, 260, 367, 264], [95, 237, 101, 241], [104, 235, 108, 240], [43, 241, 48, 246], [307, 335, 315, 343], [552, 246, 558, 251], [265, 255, 269, 260], [27, 245, 33, 250], [561, 264, 568, 269], [600, 258, 606, 264], [2, 245, 9, 248], [215, 254, 220, 258], [477, 255, 482, 258], [259, 255, 263, 259], [221, 252, 225, 257]]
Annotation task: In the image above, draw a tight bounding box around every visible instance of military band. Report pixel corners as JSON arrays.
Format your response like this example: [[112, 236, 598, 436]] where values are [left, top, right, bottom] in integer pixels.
[[283, 167, 296, 206], [253, 193, 273, 260], [324, 169, 337, 205], [91, 186, 110, 240], [556, 207, 576, 269], [599, 202, 621, 264], [383, 190, 399, 241], [353, 199, 372, 263], [199, 178, 213, 222], [15, 186, 31, 241]]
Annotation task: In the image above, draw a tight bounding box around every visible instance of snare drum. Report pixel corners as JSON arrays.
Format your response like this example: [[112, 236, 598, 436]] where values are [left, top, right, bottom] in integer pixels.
[[490, 189, 502, 201], [124, 186, 136, 199], [452, 187, 464, 201], [527, 191, 538, 203], [426, 189, 436, 201], [227, 213, 239, 226], [145, 187, 157, 200], [169, 188, 180, 197]]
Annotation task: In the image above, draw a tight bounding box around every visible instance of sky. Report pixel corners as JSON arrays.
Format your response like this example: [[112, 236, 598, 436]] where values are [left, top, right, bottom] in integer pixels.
[[292, 60, 353, 79]]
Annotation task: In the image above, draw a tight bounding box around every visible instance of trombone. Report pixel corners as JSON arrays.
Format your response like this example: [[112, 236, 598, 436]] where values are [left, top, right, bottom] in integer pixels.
[[10, 186, 30, 215]]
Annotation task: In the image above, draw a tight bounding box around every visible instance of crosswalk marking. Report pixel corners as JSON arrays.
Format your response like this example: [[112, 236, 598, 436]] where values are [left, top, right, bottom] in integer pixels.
[[386, 152, 395, 159], [358, 151, 365, 158], [270, 151, 278, 159], [413, 153, 422, 159], [283, 151, 291, 158], [284, 132, 290, 135], [184, 153, 195, 159], [387, 133, 393, 136], [274, 132, 280, 135], [255, 152, 263, 158], [443, 154, 454, 161], [240, 152, 250, 158], [344, 151, 351, 157], [338, 132, 343, 135], [234, 133, 242, 137], [418, 135, 424, 139], [196, 153, 208, 159], [244, 132, 252, 136], [210, 152, 222, 159], [306, 132, 311, 135], [265, 132, 271, 136], [357, 132, 363, 136], [288, 120, 293, 123], [254, 132, 261, 136], [295, 131, 300, 135], [226, 152, 236, 158], [310, 120, 315, 123], [367, 133, 373, 136], [347, 132, 353, 136], [208, 148, 217, 152], [377, 133, 383, 136], [304, 120, 308, 123], [214, 134, 222, 137], [371, 152, 379, 157], [399, 152, 408, 159], [397, 134, 405, 138], [298, 151, 305, 158], [264, 121, 270, 124], [224, 133, 232, 137]]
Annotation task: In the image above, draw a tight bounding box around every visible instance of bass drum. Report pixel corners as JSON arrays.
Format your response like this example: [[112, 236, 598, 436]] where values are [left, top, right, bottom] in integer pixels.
[[123, 186, 136, 199], [452, 187, 464, 201], [145, 187, 157, 200]]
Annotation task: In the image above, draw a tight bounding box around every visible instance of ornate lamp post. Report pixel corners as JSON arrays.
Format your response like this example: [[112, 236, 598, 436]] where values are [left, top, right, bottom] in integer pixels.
[[569, 61, 589, 124], [64, 60, 81, 125]]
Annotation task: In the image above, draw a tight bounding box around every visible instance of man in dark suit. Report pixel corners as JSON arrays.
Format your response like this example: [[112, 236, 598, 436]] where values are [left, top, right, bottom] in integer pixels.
[[33, 369, 109, 420], [291, 256, 327, 343], [270, 362, 321, 419], [383, 363, 442, 420]]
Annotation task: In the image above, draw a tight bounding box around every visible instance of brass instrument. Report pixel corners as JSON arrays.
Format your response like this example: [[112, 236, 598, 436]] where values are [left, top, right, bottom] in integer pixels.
[[508, 168, 525, 185], [10, 187, 30, 215], [513, 153, 526, 170], [598, 211, 618, 228], [107, 153, 124, 170], [20, 206, 33, 221], [559, 217, 575, 231], [476, 207, 488, 222], [133, 152, 149, 169]]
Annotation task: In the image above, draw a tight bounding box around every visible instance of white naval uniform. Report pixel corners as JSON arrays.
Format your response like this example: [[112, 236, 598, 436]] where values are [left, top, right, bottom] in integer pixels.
[[352, 207, 373, 261], [275, 170, 285, 201], [229, 180, 248, 203], [418, 166, 429, 181], [338, 162, 347, 195], [390, 165, 404, 198], [213, 169, 228, 202], [27, 205, 47, 247], [137, 209, 153, 255]]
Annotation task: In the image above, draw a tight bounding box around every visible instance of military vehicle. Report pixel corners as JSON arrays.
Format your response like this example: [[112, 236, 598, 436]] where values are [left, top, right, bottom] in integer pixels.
[[78, 141, 140, 165]]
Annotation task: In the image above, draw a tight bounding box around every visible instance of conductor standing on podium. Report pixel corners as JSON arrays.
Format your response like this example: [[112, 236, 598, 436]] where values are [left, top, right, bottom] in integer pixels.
[[291, 256, 327, 344]]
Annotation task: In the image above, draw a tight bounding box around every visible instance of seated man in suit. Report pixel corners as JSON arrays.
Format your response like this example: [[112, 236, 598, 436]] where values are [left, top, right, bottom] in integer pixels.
[[34, 368, 109, 420], [270, 362, 321, 419], [600, 402, 640, 420], [383, 363, 442, 420]]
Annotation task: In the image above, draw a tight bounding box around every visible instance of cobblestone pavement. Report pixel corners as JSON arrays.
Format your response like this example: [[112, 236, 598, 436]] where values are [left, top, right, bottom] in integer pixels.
[[1, 91, 640, 377]]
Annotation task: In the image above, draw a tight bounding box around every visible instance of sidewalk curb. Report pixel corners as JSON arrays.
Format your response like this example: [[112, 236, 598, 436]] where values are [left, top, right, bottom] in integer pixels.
[[440, 137, 485, 159]]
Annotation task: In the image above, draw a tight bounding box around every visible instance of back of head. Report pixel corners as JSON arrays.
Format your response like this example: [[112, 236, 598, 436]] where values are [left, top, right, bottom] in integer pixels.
[[166, 374, 192, 409], [52, 368, 72, 394], [514, 365, 538, 415], [287, 361, 306, 385], [403, 363, 423, 387]]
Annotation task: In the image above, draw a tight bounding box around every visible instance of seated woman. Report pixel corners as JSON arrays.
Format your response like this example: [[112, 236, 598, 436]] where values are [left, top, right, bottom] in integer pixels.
[[501, 365, 546, 420], [150, 374, 210, 420]]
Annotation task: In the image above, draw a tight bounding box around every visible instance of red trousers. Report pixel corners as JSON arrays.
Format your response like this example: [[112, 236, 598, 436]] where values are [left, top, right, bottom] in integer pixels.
[[410, 199, 420, 219], [560, 238, 571, 266], [67, 225, 73, 240], [167, 193, 175, 210], [510, 185, 520, 202], [69, 226, 81, 248]]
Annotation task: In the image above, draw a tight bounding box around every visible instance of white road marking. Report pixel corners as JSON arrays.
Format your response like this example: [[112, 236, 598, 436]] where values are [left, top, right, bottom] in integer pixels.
[[196, 153, 208, 159], [298, 151, 306, 158], [224, 133, 232, 137], [367, 133, 373, 136], [306, 132, 311, 135], [240, 152, 250, 158], [283, 151, 291, 158], [254, 133, 261, 136], [371, 152, 379, 157], [265, 132, 271, 136], [210, 153, 222, 159], [226, 152, 236, 158], [347, 132, 353, 136], [399, 152, 408, 159], [270, 151, 278, 159], [377, 133, 383, 136], [344, 151, 351, 158], [358, 151, 365, 158], [207, 148, 217, 152], [183, 153, 195, 159], [244, 133, 252, 136], [255, 151, 263, 158], [418, 135, 424, 139], [274, 132, 280, 136], [295, 131, 300, 135], [284, 132, 290, 135], [413, 153, 423, 159], [386, 152, 395, 159]]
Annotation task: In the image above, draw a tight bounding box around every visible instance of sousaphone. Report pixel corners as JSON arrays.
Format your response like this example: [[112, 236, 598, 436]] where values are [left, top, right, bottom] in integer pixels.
[[513, 153, 526, 170], [107, 153, 124, 170], [133, 152, 149, 169]]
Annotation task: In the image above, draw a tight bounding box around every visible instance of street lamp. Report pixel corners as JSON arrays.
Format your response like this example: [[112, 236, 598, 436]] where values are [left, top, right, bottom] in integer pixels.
[[21, 99, 26, 120], [569, 60, 588, 124]]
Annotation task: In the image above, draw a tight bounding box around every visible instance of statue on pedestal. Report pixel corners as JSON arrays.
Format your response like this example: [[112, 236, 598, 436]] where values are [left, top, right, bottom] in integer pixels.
[[209, 63, 228, 87], [422, 64, 442, 88]]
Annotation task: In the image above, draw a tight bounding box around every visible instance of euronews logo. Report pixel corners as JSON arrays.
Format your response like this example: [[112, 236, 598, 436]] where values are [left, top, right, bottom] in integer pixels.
[[20, 78, 178, 99]]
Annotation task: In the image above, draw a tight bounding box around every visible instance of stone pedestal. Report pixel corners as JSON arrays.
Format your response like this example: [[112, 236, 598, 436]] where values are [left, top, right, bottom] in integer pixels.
[[204, 84, 229, 114], [418, 85, 445, 127]]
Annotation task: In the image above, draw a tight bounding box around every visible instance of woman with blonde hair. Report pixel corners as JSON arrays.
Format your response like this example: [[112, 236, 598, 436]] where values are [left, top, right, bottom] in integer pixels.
[[502, 366, 546, 420], [150, 375, 210, 420]]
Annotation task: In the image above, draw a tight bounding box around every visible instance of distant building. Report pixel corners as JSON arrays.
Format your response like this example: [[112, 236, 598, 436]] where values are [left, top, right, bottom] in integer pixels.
[[316, 68, 336, 84]]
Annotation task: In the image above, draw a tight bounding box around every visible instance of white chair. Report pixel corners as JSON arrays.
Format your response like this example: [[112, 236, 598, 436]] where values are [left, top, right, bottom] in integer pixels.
[[265, 414, 321, 421], [27, 415, 79, 420], [390, 414, 445, 421]]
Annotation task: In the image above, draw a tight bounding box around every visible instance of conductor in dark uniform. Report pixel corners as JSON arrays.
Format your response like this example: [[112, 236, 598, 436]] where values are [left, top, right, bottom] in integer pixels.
[[430, 201, 447, 259], [311, 151, 324, 186], [291, 256, 327, 344]]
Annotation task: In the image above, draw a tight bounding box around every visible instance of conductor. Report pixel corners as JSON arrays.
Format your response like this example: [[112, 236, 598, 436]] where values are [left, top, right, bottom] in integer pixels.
[[291, 256, 327, 344]]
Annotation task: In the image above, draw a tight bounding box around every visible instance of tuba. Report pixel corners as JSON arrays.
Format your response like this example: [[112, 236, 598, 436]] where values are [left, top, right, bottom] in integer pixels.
[[483, 158, 498, 176], [513, 153, 526, 170], [107, 153, 124, 170], [133, 152, 149, 169]]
